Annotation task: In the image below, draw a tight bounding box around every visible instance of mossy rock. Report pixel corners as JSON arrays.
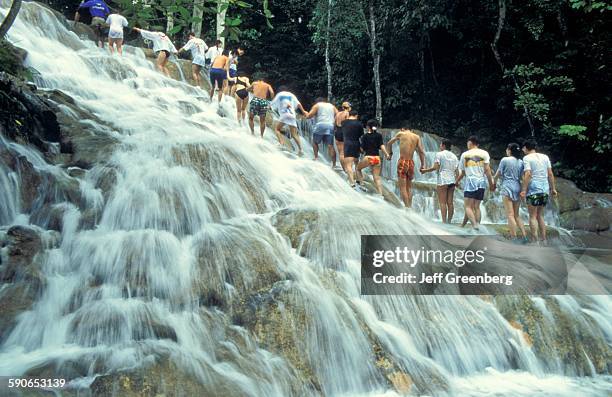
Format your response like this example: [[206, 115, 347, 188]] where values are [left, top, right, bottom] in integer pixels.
[[0, 39, 28, 79]]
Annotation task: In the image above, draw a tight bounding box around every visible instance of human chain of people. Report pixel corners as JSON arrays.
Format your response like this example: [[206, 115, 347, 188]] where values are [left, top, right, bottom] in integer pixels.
[[73, 0, 560, 245]]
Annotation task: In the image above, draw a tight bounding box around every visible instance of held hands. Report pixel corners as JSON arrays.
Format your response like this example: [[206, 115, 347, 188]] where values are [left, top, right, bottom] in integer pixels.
[[490, 182, 496, 192], [386, 153, 392, 160], [552, 189, 558, 197], [419, 167, 426, 174], [520, 190, 527, 199]]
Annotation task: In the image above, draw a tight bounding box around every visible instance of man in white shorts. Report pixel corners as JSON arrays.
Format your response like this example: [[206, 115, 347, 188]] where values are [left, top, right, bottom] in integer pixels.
[[270, 87, 307, 156], [421, 139, 459, 223], [178, 32, 208, 87], [105, 13, 128, 55]]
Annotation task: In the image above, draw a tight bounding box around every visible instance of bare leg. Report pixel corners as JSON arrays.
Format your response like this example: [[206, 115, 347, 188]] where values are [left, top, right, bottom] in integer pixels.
[[217, 80, 225, 102], [356, 158, 369, 184], [192, 64, 202, 87], [108, 39, 114, 55], [527, 204, 538, 241], [248, 112, 255, 135], [235, 96, 242, 123], [156, 52, 169, 76], [241, 99, 248, 124], [336, 140, 345, 171], [464, 197, 479, 229], [537, 206, 547, 241], [513, 201, 527, 238], [289, 126, 303, 155], [117, 40, 123, 56], [274, 123, 286, 146], [447, 184, 455, 223], [210, 82, 216, 100], [258, 114, 266, 137], [344, 157, 356, 185], [502, 196, 517, 238], [398, 178, 411, 207], [475, 199, 482, 224], [327, 143, 337, 167], [372, 164, 383, 195], [437, 185, 448, 223], [313, 141, 320, 160]]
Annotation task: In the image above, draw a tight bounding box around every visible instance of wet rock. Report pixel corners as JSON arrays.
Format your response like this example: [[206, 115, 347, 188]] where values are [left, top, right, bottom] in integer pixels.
[[0, 39, 28, 78], [89, 355, 246, 397], [0, 72, 62, 152], [485, 223, 560, 240], [272, 208, 320, 252], [555, 178, 582, 213], [496, 295, 611, 375], [40, 89, 119, 168], [559, 207, 610, 232], [0, 225, 45, 340]]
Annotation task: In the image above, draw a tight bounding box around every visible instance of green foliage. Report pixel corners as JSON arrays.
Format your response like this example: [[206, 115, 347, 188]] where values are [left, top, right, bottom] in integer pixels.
[[506, 63, 574, 124], [111, 0, 270, 38], [558, 125, 588, 141], [569, 0, 612, 12]]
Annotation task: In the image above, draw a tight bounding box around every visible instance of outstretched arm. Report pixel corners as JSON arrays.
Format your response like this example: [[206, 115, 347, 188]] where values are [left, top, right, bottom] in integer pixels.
[[305, 104, 319, 119], [268, 85, 275, 99], [380, 144, 391, 160], [485, 163, 495, 191], [417, 137, 426, 171], [548, 168, 557, 196], [521, 170, 532, 198], [386, 133, 400, 154], [422, 163, 440, 174]]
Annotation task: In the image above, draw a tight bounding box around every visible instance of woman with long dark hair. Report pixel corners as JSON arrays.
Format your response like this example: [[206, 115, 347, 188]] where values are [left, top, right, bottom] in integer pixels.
[[494, 143, 527, 241]]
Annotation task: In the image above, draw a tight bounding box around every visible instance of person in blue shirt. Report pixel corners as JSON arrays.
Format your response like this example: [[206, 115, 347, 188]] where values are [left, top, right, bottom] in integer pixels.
[[493, 143, 527, 241], [74, 0, 111, 48]]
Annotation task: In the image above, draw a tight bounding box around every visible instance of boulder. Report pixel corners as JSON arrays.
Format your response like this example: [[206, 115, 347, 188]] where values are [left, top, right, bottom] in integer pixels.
[[555, 178, 582, 213], [560, 207, 610, 232], [0, 225, 45, 340]]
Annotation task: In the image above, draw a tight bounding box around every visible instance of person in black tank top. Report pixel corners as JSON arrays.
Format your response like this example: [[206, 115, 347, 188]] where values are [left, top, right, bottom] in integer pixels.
[[340, 110, 364, 188], [355, 119, 391, 196]]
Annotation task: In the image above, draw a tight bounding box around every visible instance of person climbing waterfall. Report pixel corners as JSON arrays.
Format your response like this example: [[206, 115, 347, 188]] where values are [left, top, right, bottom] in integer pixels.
[[247, 75, 274, 137], [105, 13, 128, 56], [204, 40, 222, 70], [455, 135, 495, 230], [133, 27, 178, 77], [335, 101, 351, 172], [209, 48, 230, 102], [270, 87, 306, 155], [305, 98, 338, 167], [421, 139, 459, 223], [493, 143, 528, 242], [178, 32, 208, 88], [227, 73, 251, 126], [386, 128, 426, 208], [227, 46, 245, 96], [341, 110, 364, 189], [355, 119, 391, 197], [520, 139, 557, 243], [74, 0, 111, 48]]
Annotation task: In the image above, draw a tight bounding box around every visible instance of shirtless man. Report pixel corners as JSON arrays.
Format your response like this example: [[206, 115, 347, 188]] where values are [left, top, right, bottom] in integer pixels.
[[248, 75, 275, 137], [386, 128, 426, 208]]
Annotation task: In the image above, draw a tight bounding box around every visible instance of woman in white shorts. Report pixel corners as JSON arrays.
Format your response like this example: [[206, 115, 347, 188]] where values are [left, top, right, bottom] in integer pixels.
[[421, 139, 459, 223], [105, 13, 128, 55]]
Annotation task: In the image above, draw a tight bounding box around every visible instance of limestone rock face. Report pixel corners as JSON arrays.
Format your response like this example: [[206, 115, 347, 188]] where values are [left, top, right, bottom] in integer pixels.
[[0, 226, 46, 340], [560, 207, 610, 232]]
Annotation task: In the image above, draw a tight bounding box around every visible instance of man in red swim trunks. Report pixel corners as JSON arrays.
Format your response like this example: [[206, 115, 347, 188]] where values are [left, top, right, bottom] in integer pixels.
[[386, 128, 426, 208]]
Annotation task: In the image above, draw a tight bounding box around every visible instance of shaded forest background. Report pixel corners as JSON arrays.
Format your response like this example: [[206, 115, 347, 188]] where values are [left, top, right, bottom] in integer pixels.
[[38, 0, 611, 192]]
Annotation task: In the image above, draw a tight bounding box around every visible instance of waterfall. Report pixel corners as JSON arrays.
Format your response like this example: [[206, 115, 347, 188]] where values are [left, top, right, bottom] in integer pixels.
[[0, 2, 610, 396]]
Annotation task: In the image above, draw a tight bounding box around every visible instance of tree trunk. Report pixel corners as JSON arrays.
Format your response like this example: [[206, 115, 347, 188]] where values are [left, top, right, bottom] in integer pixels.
[[368, 2, 382, 123], [192, 0, 204, 38], [490, 0, 535, 136], [0, 0, 22, 38], [166, 11, 174, 34], [325, 0, 333, 100], [427, 32, 439, 87], [216, 0, 228, 47]]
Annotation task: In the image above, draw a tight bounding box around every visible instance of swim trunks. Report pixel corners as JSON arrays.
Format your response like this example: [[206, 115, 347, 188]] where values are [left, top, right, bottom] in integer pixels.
[[250, 97, 270, 116], [344, 141, 360, 158], [464, 188, 485, 201], [527, 192, 549, 207], [313, 133, 334, 145], [365, 156, 381, 166], [397, 158, 414, 180], [209, 67, 226, 87]]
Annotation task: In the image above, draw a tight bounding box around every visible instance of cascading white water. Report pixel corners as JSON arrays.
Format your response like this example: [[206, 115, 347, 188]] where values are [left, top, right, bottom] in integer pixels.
[[0, 2, 610, 396]]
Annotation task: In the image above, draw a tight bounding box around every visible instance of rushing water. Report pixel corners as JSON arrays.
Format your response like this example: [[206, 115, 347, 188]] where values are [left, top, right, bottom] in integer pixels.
[[0, 2, 610, 396]]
